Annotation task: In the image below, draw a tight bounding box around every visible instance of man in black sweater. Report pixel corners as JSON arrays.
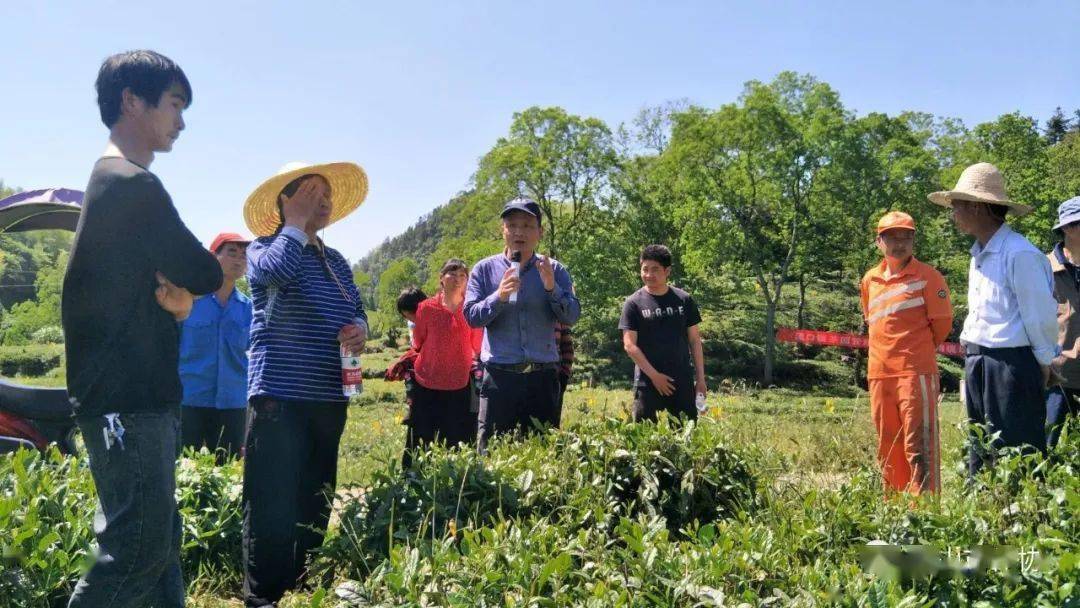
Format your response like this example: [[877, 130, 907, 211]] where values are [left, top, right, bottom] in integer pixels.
[[62, 50, 222, 608]]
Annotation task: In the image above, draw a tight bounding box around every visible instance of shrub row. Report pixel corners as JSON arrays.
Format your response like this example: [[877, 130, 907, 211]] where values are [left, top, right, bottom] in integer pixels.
[[321, 419, 1079, 607], [320, 418, 758, 583], [0, 344, 64, 377]]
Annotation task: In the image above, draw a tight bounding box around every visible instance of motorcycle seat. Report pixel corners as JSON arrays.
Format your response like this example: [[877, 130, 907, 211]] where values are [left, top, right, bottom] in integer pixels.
[[0, 379, 73, 422]]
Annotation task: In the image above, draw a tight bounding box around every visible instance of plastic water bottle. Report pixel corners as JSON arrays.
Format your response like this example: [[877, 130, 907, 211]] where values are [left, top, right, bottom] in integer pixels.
[[695, 392, 707, 414], [341, 346, 363, 397]]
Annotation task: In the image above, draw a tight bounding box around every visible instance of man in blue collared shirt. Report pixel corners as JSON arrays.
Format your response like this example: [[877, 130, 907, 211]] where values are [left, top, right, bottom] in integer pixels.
[[465, 198, 580, 451], [929, 163, 1058, 475], [179, 232, 253, 461]]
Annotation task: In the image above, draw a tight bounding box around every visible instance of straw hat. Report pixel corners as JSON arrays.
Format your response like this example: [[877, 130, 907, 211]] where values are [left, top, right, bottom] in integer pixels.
[[244, 161, 368, 237], [927, 162, 1032, 217]]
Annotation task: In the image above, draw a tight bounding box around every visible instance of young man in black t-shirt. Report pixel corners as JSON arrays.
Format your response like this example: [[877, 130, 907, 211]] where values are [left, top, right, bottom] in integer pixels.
[[63, 50, 222, 608], [619, 245, 706, 421]]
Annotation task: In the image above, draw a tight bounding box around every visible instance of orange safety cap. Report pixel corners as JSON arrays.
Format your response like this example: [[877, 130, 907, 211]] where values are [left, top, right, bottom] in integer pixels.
[[876, 211, 916, 234]]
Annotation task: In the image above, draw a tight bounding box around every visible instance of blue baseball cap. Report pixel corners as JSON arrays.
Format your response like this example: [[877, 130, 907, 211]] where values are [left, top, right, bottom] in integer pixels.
[[500, 197, 542, 223], [1053, 196, 1080, 231]]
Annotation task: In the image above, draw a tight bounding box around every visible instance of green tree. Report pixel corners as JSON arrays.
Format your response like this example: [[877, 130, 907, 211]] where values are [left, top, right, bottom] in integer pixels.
[[374, 258, 421, 340], [2, 250, 67, 344], [664, 73, 847, 384], [475, 106, 619, 258], [353, 269, 374, 310], [1048, 131, 1080, 201], [1045, 107, 1072, 144]]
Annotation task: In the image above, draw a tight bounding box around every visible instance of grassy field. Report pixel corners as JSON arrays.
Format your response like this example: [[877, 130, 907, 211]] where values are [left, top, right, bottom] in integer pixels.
[[338, 377, 967, 490]]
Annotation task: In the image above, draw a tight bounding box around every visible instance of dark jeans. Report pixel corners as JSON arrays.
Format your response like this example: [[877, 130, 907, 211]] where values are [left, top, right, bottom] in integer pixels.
[[69, 412, 184, 608], [402, 383, 476, 468], [477, 365, 560, 452], [242, 397, 347, 608], [181, 405, 246, 462], [632, 379, 696, 423], [964, 346, 1047, 475], [1045, 386, 1080, 448]]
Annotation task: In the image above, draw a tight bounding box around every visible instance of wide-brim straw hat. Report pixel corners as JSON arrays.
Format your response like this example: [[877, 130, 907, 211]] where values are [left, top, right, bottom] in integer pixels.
[[927, 162, 1032, 217], [244, 161, 368, 237]]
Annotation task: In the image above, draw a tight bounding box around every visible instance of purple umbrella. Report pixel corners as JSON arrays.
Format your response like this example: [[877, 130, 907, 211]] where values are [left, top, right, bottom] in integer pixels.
[[0, 188, 83, 233]]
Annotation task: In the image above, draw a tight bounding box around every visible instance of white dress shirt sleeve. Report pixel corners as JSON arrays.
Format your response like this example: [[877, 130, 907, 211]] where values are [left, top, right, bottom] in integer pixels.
[[1009, 250, 1060, 366]]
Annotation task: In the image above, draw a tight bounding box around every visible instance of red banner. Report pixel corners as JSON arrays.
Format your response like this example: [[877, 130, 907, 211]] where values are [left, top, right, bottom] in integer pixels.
[[776, 327, 965, 358]]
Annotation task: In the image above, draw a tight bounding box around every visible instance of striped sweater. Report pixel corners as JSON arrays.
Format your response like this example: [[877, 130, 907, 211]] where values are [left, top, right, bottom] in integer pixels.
[[246, 227, 367, 403]]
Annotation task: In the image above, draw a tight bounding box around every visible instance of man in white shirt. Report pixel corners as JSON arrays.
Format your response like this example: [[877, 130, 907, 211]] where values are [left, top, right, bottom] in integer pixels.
[[929, 162, 1057, 475]]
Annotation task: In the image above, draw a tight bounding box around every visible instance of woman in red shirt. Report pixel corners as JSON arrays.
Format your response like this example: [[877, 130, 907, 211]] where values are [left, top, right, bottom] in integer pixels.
[[406, 259, 483, 458]]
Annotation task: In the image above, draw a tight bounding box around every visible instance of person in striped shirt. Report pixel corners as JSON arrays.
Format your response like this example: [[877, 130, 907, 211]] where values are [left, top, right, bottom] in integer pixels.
[[860, 211, 953, 496], [240, 161, 369, 608]]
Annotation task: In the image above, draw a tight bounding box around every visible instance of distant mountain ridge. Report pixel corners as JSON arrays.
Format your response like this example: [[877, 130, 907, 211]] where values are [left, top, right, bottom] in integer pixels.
[[353, 191, 503, 288]]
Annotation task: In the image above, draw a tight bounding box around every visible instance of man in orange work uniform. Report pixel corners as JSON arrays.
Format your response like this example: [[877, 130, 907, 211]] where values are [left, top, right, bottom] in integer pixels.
[[860, 211, 953, 495]]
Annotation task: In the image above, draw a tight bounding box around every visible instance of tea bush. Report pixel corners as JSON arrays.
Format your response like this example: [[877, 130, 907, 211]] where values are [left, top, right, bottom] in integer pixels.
[[0, 448, 95, 608], [1, 396, 1077, 607], [320, 418, 758, 581], [0, 448, 244, 607], [323, 419, 1079, 607]]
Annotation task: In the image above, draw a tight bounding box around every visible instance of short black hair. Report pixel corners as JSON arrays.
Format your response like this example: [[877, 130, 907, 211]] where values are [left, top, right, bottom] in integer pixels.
[[96, 50, 192, 128], [396, 286, 427, 315], [640, 244, 673, 268]]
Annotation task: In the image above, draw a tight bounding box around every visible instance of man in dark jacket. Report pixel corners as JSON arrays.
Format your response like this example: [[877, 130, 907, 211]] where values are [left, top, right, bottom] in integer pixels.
[[63, 50, 222, 608]]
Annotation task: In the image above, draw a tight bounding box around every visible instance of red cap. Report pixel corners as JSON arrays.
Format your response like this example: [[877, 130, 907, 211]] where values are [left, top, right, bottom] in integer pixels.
[[209, 232, 251, 253], [876, 211, 916, 234]]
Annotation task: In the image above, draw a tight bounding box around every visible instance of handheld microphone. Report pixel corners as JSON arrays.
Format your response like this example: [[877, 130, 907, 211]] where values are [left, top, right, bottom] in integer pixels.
[[509, 250, 521, 303]]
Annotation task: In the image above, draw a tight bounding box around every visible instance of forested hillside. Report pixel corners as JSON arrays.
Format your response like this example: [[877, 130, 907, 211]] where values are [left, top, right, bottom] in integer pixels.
[[354, 75, 1080, 384]]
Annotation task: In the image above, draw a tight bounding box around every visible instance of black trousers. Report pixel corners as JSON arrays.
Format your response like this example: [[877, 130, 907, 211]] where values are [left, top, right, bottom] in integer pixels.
[[1045, 385, 1080, 449], [477, 366, 560, 452], [242, 397, 347, 607], [632, 378, 696, 423], [555, 372, 569, 422], [181, 406, 246, 462], [964, 346, 1047, 475], [402, 382, 476, 468]]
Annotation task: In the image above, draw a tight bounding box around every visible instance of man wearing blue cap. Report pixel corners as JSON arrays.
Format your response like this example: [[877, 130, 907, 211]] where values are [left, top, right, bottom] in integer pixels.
[[465, 198, 581, 451], [1045, 195, 1080, 447]]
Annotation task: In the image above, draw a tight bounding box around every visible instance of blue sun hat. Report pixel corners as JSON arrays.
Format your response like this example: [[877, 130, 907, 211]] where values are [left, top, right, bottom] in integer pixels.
[[1053, 196, 1080, 231]]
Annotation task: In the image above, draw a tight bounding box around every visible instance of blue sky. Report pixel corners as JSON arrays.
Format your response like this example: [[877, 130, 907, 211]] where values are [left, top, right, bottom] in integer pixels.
[[2, 1, 1078, 263]]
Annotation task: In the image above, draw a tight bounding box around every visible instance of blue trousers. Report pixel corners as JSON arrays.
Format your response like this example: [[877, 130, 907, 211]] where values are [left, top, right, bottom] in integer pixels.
[[964, 346, 1047, 475]]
